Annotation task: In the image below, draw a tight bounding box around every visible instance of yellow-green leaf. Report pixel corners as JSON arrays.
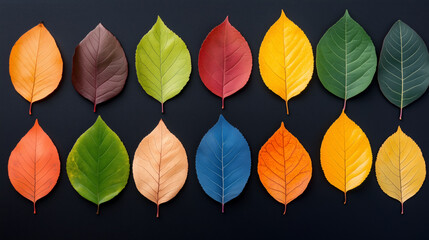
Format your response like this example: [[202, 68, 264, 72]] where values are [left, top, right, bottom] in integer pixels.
[[320, 111, 372, 203], [376, 126, 426, 214], [259, 10, 314, 115]]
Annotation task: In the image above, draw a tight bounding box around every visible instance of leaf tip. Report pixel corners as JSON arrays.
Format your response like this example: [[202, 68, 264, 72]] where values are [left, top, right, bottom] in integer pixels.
[[280, 9, 286, 17], [224, 16, 230, 23], [397, 125, 402, 133], [156, 15, 164, 25], [280, 122, 285, 128], [218, 114, 226, 122], [344, 9, 350, 16], [95, 115, 105, 126]]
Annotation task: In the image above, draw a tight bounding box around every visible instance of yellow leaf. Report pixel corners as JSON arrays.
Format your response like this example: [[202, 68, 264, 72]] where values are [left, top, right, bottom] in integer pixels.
[[9, 23, 63, 115], [376, 126, 426, 214], [320, 111, 372, 203], [132, 119, 188, 217], [259, 10, 314, 115]]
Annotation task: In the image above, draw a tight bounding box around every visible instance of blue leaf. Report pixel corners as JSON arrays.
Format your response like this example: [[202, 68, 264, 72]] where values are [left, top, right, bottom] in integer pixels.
[[196, 115, 251, 212]]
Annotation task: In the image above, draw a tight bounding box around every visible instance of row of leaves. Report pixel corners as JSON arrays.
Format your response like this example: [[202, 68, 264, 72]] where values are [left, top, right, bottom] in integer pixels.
[[8, 113, 425, 216], [10, 10, 429, 118]]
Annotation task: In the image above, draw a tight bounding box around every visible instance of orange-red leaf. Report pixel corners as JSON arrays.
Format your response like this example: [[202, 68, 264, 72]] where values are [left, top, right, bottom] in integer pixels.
[[9, 23, 63, 115], [258, 122, 312, 214], [8, 120, 60, 214]]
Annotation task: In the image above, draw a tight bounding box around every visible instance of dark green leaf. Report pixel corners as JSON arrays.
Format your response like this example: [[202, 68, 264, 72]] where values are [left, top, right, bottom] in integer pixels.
[[316, 10, 377, 110], [378, 20, 429, 119]]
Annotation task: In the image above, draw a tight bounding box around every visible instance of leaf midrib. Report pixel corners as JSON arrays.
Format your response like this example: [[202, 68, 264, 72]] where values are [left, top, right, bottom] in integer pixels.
[[29, 26, 42, 103]]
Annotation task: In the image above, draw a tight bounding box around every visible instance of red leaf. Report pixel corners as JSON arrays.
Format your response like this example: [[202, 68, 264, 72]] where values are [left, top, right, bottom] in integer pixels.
[[72, 23, 128, 112], [198, 17, 252, 109], [8, 120, 60, 214]]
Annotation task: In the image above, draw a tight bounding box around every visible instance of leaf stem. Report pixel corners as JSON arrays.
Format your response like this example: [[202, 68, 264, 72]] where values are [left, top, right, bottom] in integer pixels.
[[401, 202, 404, 214], [93, 103, 96, 113], [283, 203, 286, 215], [96, 204, 99, 215], [344, 192, 347, 204], [285, 100, 289, 115], [161, 103, 164, 113], [29, 102, 33, 115], [343, 99, 347, 112], [222, 203, 224, 213], [222, 97, 224, 109], [156, 204, 159, 218], [33, 202, 36, 214], [399, 108, 402, 120]]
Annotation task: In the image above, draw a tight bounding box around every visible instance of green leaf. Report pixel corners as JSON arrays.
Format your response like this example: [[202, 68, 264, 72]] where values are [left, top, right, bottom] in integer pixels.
[[135, 16, 192, 113], [66, 116, 129, 214], [316, 10, 377, 110], [378, 20, 429, 120]]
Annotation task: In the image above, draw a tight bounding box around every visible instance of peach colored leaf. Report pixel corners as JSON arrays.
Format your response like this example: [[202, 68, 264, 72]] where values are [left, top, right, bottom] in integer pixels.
[[133, 119, 188, 217]]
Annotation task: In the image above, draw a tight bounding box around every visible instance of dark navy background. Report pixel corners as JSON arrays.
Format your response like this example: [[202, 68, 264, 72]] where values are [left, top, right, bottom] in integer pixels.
[[0, 0, 428, 239]]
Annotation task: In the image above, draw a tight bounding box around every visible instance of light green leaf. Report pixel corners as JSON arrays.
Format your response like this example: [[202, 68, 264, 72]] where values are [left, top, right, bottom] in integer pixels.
[[66, 116, 129, 214], [135, 16, 192, 113], [316, 10, 377, 110], [378, 20, 429, 120]]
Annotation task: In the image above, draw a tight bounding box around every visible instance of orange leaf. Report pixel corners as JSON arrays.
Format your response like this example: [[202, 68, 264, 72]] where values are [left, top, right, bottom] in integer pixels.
[[258, 122, 312, 214], [133, 119, 188, 217], [8, 120, 60, 214], [9, 23, 63, 115]]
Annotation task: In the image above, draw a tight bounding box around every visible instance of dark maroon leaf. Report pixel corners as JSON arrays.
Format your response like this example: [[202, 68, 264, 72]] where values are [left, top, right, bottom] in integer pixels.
[[72, 23, 128, 112]]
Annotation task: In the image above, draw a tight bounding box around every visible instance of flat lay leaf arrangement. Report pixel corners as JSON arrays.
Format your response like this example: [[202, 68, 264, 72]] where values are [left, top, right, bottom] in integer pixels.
[[6, 10, 429, 216], [320, 111, 372, 203], [196, 115, 251, 212], [259, 10, 314, 115], [198, 17, 252, 109], [9, 23, 63, 115], [316, 10, 377, 110], [378, 21, 429, 120], [376, 127, 426, 214], [258, 123, 312, 214], [8, 120, 60, 214], [133, 119, 188, 217], [67, 116, 129, 214], [72, 23, 128, 112], [136, 16, 191, 113]]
